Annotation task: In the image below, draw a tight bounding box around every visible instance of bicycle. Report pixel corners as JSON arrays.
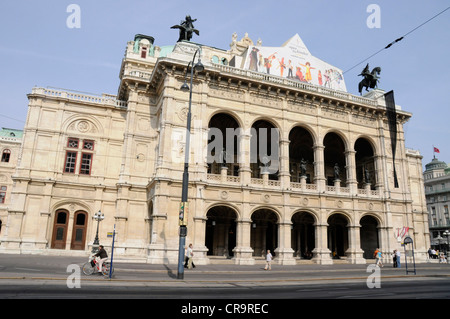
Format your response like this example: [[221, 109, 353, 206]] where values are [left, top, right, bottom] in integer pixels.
[[82, 256, 114, 277]]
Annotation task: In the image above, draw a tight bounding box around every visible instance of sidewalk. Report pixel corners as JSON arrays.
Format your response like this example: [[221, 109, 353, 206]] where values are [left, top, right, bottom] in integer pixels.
[[0, 254, 449, 286]]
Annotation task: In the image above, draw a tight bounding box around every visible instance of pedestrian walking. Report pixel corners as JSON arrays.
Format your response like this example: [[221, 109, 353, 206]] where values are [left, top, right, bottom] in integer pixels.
[[373, 248, 379, 259], [396, 250, 401, 268], [184, 243, 196, 269], [392, 250, 398, 268], [375, 249, 383, 267], [264, 250, 272, 270]]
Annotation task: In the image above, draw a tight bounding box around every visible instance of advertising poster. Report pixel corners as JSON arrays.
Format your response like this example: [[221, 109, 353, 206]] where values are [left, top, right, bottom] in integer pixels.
[[243, 34, 347, 92]]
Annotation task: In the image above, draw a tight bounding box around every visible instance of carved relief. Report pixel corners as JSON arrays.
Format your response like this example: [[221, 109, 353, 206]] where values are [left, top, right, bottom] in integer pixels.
[[67, 119, 98, 134]]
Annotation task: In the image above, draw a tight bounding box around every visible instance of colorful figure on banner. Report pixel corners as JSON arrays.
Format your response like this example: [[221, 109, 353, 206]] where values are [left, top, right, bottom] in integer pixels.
[[248, 47, 260, 72], [277, 57, 286, 77], [323, 70, 331, 88], [318, 70, 323, 86], [264, 52, 277, 74], [300, 62, 315, 83], [295, 66, 305, 82], [287, 60, 294, 79]]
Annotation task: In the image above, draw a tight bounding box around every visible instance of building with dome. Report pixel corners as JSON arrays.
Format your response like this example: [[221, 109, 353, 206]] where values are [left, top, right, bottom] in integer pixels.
[[423, 157, 450, 252], [0, 31, 430, 265]]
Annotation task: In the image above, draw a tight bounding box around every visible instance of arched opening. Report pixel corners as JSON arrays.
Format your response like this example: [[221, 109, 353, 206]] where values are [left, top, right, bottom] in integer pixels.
[[251, 209, 278, 256], [51, 210, 69, 249], [355, 138, 376, 189], [323, 133, 346, 186], [289, 126, 314, 183], [70, 211, 88, 250], [250, 120, 279, 180], [360, 215, 379, 259], [208, 113, 241, 176], [327, 213, 349, 258], [205, 206, 237, 257], [291, 212, 315, 258]]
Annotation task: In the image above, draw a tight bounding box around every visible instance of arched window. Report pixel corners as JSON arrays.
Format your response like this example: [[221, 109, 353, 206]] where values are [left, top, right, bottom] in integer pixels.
[[1, 149, 11, 163]]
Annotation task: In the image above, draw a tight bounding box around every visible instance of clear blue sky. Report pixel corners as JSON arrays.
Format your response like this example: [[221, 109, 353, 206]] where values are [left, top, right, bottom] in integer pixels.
[[0, 0, 448, 168]]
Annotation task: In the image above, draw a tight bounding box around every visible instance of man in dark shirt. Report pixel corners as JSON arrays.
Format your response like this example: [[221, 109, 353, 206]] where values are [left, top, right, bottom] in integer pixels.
[[95, 245, 108, 273]]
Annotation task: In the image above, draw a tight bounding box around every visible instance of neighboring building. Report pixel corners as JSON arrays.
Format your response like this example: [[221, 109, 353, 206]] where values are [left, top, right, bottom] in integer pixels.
[[0, 128, 23, 234], [423, 157, 450, 252], [0, 31, 429, 264]]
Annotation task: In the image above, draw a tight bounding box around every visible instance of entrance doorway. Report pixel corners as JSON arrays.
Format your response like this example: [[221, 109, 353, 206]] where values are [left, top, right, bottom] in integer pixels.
[[291, 212, 315, 258], [70, 211, 88, 250], [251, 209, 278, 257], [51, 210, 69, 249], [360, 215, 379, 259], [327, 213, 349, 258], [205, 206, 237, 257]]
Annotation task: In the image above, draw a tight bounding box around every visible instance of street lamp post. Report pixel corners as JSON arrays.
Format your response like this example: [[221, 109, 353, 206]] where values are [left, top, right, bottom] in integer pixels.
[[92, 210, 105, 253], [177, 45, 204, 280]]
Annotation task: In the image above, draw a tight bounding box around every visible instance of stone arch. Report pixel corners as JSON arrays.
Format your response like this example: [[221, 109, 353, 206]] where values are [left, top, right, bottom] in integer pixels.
[[327, 212, 351, 258], [250, 119, 280, 180], [207, 109, 244, 130], [359, 214, 380, 259], [354, 137, 377, 189], [250, 207, 280, 257], [286, 122, 318, 145], [62, 114, 104, 136], [291, 211, 316, 258], [205, 205, 239, 257], [208, 113, 242, 176], [50, 200, 93, 251], [288, 126, 315, 183], [323, 132, 347, 187]]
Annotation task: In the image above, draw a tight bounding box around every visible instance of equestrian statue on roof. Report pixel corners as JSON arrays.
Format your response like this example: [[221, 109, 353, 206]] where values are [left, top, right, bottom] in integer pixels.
[[358, 63, 381, 95]]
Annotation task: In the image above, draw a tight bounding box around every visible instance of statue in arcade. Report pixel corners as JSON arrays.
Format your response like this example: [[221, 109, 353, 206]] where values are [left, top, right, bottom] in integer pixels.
[[171, 15, 200, 42], [358, 63, 381, 95]]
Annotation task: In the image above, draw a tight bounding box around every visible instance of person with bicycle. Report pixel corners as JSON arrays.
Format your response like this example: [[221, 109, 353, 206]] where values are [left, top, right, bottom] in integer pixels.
[[94, 245, 108, 273]]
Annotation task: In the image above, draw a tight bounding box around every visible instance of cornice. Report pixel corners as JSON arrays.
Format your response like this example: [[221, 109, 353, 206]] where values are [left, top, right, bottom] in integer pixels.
[[147, 57, 411, 124]]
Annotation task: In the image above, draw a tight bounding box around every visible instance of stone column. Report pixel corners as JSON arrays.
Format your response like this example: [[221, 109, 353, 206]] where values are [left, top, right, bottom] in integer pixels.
[[313, 144, 326, 192], [312, 222, 333, 265], [346, 225, 366, 264], [345, 149, 357, 194], [279, 138, 290, 189], [238, 130, 252, 186], [275, 221, 296, 265], [233, 218, 254, 265]]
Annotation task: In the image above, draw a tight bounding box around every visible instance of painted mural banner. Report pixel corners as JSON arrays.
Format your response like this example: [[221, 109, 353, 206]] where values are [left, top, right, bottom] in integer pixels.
[[243, 34, 347, 92]]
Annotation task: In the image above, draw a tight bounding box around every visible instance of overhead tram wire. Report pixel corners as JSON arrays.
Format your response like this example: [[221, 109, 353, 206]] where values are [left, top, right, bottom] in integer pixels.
[[343, 6, 450, 75]]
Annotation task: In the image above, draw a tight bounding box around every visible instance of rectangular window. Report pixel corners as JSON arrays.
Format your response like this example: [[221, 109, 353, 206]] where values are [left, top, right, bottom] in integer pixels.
[[0, 186, 6, 203], [79, 153, 93, 175], [64, 151, 77, 173], [1, 150, 11, 163], [64, 138, 95, 175], [141, 47, 147, 58]]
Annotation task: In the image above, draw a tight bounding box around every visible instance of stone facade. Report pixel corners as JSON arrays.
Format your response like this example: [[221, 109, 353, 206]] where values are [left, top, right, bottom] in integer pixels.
[[0, 34, 430, 265]]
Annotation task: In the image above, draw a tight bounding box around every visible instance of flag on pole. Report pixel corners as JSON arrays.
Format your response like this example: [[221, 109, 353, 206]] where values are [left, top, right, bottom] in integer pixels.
[[434, 147, 440, 153]]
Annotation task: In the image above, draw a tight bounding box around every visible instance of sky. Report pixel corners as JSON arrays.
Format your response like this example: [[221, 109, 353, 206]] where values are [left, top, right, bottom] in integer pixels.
[[0, 0, 449, 169]]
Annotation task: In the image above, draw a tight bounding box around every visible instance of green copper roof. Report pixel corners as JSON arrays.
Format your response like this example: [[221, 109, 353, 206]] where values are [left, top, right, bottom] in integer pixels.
[[424, 157, 447, 171], [0, 127, 23, 138], [158, 45, 174, 58]]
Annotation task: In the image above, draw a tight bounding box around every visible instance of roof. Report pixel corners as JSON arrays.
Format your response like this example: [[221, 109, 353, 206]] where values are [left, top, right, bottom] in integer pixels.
[[0, 127, 23, 138]]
